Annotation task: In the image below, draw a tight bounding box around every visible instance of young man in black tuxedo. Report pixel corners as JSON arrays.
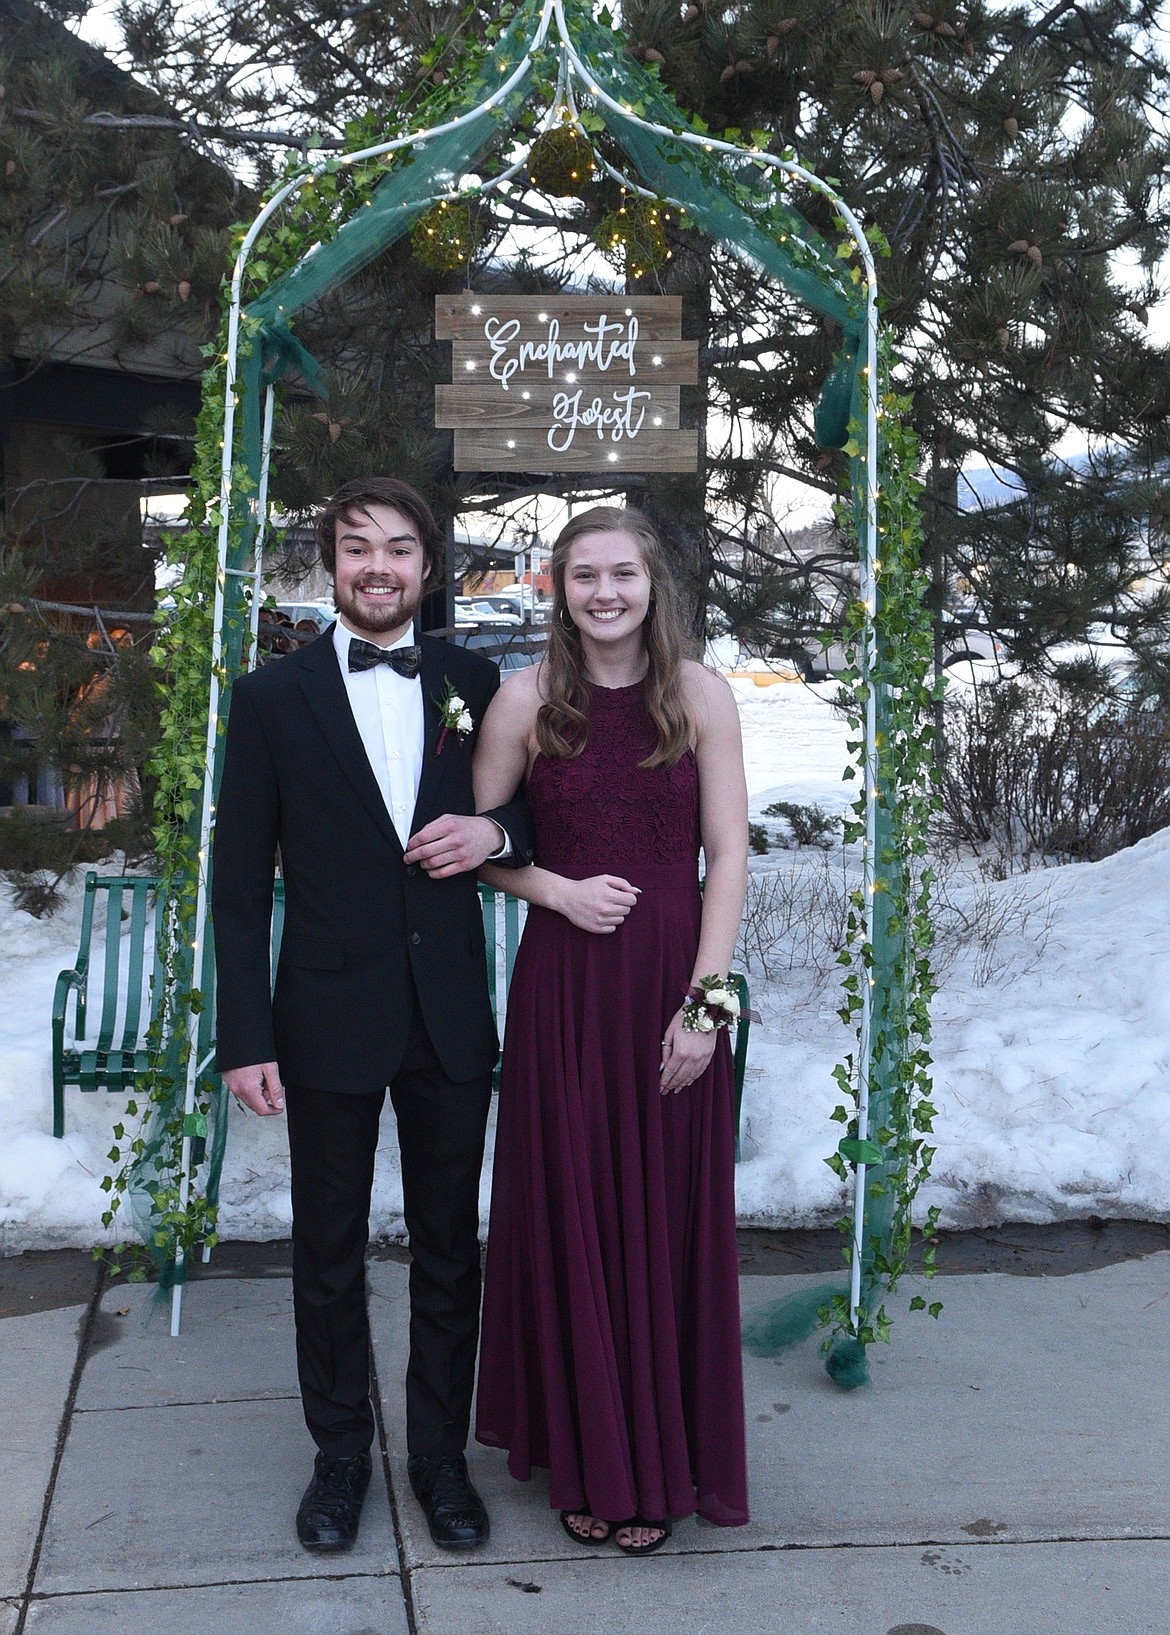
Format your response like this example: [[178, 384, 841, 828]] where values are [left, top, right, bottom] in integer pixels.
[[212, 477, 533, 1553]]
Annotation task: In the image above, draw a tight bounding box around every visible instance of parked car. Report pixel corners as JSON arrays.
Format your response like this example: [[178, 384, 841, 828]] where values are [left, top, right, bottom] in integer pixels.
[[455, 598, 523, 626], [449, 628, 541, 673], [771, 624, 1003, 681], [257, 601, 334, 655]]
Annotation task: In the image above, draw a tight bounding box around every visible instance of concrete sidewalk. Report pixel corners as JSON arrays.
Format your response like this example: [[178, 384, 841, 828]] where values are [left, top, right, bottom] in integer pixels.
[[1, 1231, 1167, 1635]]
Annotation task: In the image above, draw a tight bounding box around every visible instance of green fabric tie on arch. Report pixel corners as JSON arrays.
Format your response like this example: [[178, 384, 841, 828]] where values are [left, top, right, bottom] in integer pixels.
[[236, 0, 864, 449]]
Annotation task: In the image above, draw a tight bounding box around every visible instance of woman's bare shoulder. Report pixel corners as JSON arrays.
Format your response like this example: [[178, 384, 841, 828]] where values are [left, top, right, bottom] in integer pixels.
[[490, 660, 547, 719], [680, 657, 736, 723]]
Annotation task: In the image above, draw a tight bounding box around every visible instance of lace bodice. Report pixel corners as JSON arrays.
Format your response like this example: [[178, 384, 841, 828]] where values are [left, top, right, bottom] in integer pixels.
[[526, 681, 700, 873]]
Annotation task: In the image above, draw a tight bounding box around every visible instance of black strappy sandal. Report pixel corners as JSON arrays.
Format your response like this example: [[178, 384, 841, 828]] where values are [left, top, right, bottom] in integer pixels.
[[614, 1516, 672, 1555]]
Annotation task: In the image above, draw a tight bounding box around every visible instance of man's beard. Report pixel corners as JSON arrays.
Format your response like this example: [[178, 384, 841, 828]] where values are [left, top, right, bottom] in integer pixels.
[[334, 576, 424, 638]]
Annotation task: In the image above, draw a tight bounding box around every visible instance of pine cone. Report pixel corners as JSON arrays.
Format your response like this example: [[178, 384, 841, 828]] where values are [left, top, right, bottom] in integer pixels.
[[1003, 116, 1019, 137], [1129, 302, 1149, 325], [995, 326, 1009, 350], [1026, 245, 1043, 266], [766, 34, 780, 54], [645, 47, 665, 63], [142, 280, 160, 295], [934, 20, 957, 36], [870, 80, 885, 103], [853, 69, 878, 84], [177, 279, 192, 301], [4, 159, 15, 177], [1006, 238, 1031, 254], [720, 63, 737, 81], [682, 3, 700, 21], [914, 11, 935, 25]]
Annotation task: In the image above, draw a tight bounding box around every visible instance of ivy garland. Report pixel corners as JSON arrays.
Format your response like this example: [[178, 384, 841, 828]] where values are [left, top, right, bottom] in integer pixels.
[[822, 344, 944, 1352], [99, 7, 940, 1334], [99, 7, 563, 1272]]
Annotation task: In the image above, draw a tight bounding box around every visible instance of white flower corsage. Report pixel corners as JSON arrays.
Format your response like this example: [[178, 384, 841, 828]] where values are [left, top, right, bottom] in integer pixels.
[[435, 681, 474, 756], [682, 975, 759, 1032]]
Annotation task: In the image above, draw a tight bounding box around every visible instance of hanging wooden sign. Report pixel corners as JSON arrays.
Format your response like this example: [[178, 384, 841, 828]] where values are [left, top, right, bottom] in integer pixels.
[[434, 294, 699, 473]]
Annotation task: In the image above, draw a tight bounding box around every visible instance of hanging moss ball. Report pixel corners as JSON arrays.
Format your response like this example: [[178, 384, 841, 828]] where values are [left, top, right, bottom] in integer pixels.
[[409, 198, 479, 273], [527, 124, 597, 197], [595, 195, 676, 280]]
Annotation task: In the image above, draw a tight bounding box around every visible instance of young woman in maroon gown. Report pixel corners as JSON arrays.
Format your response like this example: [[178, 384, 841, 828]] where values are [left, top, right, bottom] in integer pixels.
[[473, 506, 749, 1551]]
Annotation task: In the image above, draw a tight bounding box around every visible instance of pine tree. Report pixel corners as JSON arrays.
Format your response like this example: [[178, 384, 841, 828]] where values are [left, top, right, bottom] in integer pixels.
[[618, 0, 1170, 691], [100, 0, 1170, 690], [9, 0, 1164, 692], [0, 0, 240, 902]]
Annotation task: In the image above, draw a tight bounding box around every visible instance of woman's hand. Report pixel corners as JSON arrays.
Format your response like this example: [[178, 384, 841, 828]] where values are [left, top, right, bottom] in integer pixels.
[[558, 874, 641, 934], [659, 1006, 718, 1094]]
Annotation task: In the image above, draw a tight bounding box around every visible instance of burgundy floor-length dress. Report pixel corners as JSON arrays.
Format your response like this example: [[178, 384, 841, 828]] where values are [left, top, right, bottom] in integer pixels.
[[475, 680, 749, 1527]]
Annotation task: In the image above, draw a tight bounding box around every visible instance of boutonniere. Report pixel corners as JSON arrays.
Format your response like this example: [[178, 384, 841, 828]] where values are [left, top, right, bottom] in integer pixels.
[[435, 680, 474, 756]]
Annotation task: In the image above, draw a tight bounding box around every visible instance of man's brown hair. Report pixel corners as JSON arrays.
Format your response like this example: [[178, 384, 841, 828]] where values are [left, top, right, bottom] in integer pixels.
[[315, 478, 446, 584]]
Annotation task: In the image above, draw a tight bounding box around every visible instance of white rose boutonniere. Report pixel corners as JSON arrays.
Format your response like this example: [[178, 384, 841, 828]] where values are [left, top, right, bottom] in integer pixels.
[[435, 681, 474, 756]]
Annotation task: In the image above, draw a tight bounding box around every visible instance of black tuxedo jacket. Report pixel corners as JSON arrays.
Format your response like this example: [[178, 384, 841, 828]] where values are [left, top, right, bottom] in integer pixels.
[[211, 629, 533, 1091]]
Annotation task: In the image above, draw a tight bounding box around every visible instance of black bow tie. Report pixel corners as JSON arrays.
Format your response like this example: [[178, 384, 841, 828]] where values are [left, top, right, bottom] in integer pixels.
[[348, 639, 422, 678]]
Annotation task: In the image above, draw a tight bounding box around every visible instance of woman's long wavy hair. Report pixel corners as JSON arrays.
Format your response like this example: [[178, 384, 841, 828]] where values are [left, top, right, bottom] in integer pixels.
[[536, 505, 694, 768]]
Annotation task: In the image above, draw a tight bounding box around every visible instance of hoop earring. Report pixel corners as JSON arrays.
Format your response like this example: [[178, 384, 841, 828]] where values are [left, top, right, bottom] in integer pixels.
[[558, 605, 576, 632]]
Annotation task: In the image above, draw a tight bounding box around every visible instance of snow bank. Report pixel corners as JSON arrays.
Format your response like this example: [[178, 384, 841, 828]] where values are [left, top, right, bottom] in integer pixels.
[[1, 677, 1166, 1249]]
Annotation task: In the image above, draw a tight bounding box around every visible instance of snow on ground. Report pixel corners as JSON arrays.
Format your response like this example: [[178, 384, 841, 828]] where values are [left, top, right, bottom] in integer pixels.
[[1, 673, 1168, 1250]]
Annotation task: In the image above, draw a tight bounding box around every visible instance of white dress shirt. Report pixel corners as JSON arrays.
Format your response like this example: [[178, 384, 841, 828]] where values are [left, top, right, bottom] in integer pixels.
[[334, 620, 424, 849], [332, 620, 512, 859]]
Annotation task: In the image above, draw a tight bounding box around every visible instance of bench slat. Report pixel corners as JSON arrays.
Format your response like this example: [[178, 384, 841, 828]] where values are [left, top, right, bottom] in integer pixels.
[[94, 882, 126, 1052], [118, 882, 153, 1052]]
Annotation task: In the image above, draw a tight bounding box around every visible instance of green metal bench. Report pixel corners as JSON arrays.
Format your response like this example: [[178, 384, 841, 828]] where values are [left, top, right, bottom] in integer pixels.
[[53, 876, 752, 1155], [52, 873, 163, 1139], [51, 872, 286, 1139]]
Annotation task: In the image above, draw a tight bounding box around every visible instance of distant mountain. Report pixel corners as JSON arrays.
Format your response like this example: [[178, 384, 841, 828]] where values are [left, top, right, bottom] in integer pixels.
[[958, 465, 1025, 510], [959, 455, 1091, 511]]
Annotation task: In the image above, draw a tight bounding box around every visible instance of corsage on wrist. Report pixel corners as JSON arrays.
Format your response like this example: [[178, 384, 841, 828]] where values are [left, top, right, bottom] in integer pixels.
[[682, 975, 759, 1033]]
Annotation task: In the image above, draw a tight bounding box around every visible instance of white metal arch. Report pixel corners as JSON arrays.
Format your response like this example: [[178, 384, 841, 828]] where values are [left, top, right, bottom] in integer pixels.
[[172, 0, 883, 1337]]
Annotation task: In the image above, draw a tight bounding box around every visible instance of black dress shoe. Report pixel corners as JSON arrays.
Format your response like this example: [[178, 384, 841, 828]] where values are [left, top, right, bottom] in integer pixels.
[[407, 1453, 490, 1549], [296, 1451, 372, 1551]]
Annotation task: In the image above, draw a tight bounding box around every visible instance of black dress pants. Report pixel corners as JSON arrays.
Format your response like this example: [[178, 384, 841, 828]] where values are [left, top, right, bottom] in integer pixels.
[[285, 1008, 493, 1460]]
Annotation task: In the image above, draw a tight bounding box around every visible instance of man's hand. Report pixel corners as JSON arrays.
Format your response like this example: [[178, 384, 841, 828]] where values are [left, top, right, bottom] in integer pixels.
[[404, 814, 505, 878], [224, 1061, 285, 1116]]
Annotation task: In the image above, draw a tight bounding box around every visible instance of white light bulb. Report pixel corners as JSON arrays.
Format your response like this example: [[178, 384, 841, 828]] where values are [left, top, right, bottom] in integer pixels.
[[607, 451, 619, 462], [521, 390, 530, 400], [465, 360, 476, 371], [470, 303, 482, 315], [652, 355, 662, 365], [538, 312, 548, 322], [507, 439, 516, 449]]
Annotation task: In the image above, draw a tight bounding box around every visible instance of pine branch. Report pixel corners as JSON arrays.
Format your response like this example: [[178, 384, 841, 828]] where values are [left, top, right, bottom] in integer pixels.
[[10, 106, 344, 150]]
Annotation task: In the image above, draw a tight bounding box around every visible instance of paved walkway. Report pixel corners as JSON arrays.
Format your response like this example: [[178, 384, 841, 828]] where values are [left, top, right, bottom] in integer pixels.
[[1, 1229, 1167, 1635]]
